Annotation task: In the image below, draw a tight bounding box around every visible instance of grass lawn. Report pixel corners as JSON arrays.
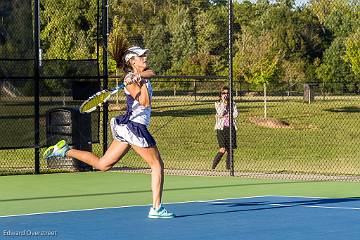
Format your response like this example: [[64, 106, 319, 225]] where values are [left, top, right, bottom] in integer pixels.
[[1, 95, 360, 177]]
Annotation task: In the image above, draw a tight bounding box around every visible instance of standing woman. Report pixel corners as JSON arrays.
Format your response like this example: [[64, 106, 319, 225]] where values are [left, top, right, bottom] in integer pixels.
[[212, 86, 238, 170], [44, 46, 175, 219]]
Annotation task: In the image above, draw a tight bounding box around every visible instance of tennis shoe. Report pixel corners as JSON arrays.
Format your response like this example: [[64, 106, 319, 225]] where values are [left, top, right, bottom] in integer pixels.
[[148, 204, 175, 219], [43, 140, 70, 159]]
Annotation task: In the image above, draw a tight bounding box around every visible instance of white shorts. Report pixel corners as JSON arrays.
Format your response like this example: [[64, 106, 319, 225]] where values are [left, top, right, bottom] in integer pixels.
[[110, 118, 156, 148]]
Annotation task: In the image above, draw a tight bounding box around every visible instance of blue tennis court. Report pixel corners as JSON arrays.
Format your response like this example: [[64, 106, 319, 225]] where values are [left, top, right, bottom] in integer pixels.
[[1, 195, 360, 240]]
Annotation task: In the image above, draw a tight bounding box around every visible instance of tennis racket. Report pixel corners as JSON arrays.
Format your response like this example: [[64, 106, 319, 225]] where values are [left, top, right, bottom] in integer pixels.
[[79, 82, 126, 113]]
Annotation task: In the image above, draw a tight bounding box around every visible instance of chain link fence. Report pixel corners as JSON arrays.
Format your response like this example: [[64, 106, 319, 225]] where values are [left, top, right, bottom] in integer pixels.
[[1, 0, 36, 174], [0, 0, 102, 174], [108, 80, 360, 181], [1, 0, 360, 181]]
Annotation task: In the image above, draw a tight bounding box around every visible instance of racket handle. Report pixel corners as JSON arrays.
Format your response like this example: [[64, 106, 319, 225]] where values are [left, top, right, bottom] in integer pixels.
[[110, 83, 125, 94], [117, 83, 125, 90]]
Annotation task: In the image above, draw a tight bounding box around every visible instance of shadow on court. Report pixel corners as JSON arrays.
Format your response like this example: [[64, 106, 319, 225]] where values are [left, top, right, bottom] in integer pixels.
[[175, 197, 360, 218], [2, 196, 360, 240]]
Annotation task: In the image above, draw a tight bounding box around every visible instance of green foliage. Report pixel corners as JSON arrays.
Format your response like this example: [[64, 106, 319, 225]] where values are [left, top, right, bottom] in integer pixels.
[[40, 0, 98, 60], [166, 5, 196, 74], [344, 29, 360, 76], [3, 0, 359, 90], [0, 0, 34, 59], [234, 29, 281, 85], [144, 24, 171, 74], [181, 53, 215, 75], [195, 6, 227, 56], [316, 37, 356, 85]]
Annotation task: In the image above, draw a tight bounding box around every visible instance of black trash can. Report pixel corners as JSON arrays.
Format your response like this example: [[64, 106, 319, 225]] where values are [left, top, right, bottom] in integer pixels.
[[46, 107, 92, 171]]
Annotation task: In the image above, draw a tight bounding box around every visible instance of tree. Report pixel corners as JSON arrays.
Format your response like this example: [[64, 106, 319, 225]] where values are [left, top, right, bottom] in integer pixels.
[[344, 29, 360, 77], [308, 0, 358, 93], [316, 37, 356, 93], [166, 5, 196, 74], [308, 0, 356, 38], [144, 24, 171, 75], [234, 30, 282, 118], [41, 0, 98, 60], [195, 6, 227, 56], [0, 0, 34, 89], [275, 0, 296, 8], [0, 0, 33, 59], [281, 59, 307, 95], [194, 6, 228, 75]]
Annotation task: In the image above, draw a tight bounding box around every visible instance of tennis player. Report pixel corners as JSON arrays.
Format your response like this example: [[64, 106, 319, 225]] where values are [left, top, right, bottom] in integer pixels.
[[44, 46, 175, 219]]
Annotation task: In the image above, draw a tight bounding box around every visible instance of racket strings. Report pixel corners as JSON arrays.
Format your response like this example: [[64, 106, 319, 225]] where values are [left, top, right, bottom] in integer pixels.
[[80, 90, 112, 113]]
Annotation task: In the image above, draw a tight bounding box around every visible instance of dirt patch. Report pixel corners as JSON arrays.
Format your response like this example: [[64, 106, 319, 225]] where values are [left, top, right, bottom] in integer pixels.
[[249, 116, 292, 129], [249, 116, 318, 130]]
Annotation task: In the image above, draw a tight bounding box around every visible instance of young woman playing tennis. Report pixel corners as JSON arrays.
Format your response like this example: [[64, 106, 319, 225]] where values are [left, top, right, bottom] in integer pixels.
[[44, 46, 175, 219]]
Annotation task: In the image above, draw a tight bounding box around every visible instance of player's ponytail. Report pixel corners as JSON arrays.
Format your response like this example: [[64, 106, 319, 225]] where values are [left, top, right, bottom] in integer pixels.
[[108, 32, 130, 74]]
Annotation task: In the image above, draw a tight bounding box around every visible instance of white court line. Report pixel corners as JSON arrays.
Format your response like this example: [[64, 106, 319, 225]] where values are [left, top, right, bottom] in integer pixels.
[[268, 195, 360, 200], [270, 203, 360, 211], [267, 195, 360, 211], [0, 195, 270, 219], [2, 195, 359, 219]]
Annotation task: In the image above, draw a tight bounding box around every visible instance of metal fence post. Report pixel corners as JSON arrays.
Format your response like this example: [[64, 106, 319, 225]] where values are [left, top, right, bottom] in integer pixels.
[[34, 0, 40, 174], [228, 0, 234, 176], [102, 0, 109, 153]]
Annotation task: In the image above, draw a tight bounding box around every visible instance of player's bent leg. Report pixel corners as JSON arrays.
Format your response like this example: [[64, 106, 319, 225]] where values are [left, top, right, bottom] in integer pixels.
[[53, 140, 130, 171], [96, 140, 131, 171]]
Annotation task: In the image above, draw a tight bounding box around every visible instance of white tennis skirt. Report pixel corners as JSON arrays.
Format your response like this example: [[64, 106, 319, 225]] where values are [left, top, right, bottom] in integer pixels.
[[110, 118, 156, 148]]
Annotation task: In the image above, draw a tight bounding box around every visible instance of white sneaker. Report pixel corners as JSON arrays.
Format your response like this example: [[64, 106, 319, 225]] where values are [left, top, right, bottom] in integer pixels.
[[43, 140, 70, 159], [148, 204, 175, 219]]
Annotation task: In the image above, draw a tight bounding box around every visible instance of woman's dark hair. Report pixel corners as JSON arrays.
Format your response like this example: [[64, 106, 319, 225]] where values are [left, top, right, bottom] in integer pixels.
[[218, 86, 230, 102], [107, 33, 130, 73]]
